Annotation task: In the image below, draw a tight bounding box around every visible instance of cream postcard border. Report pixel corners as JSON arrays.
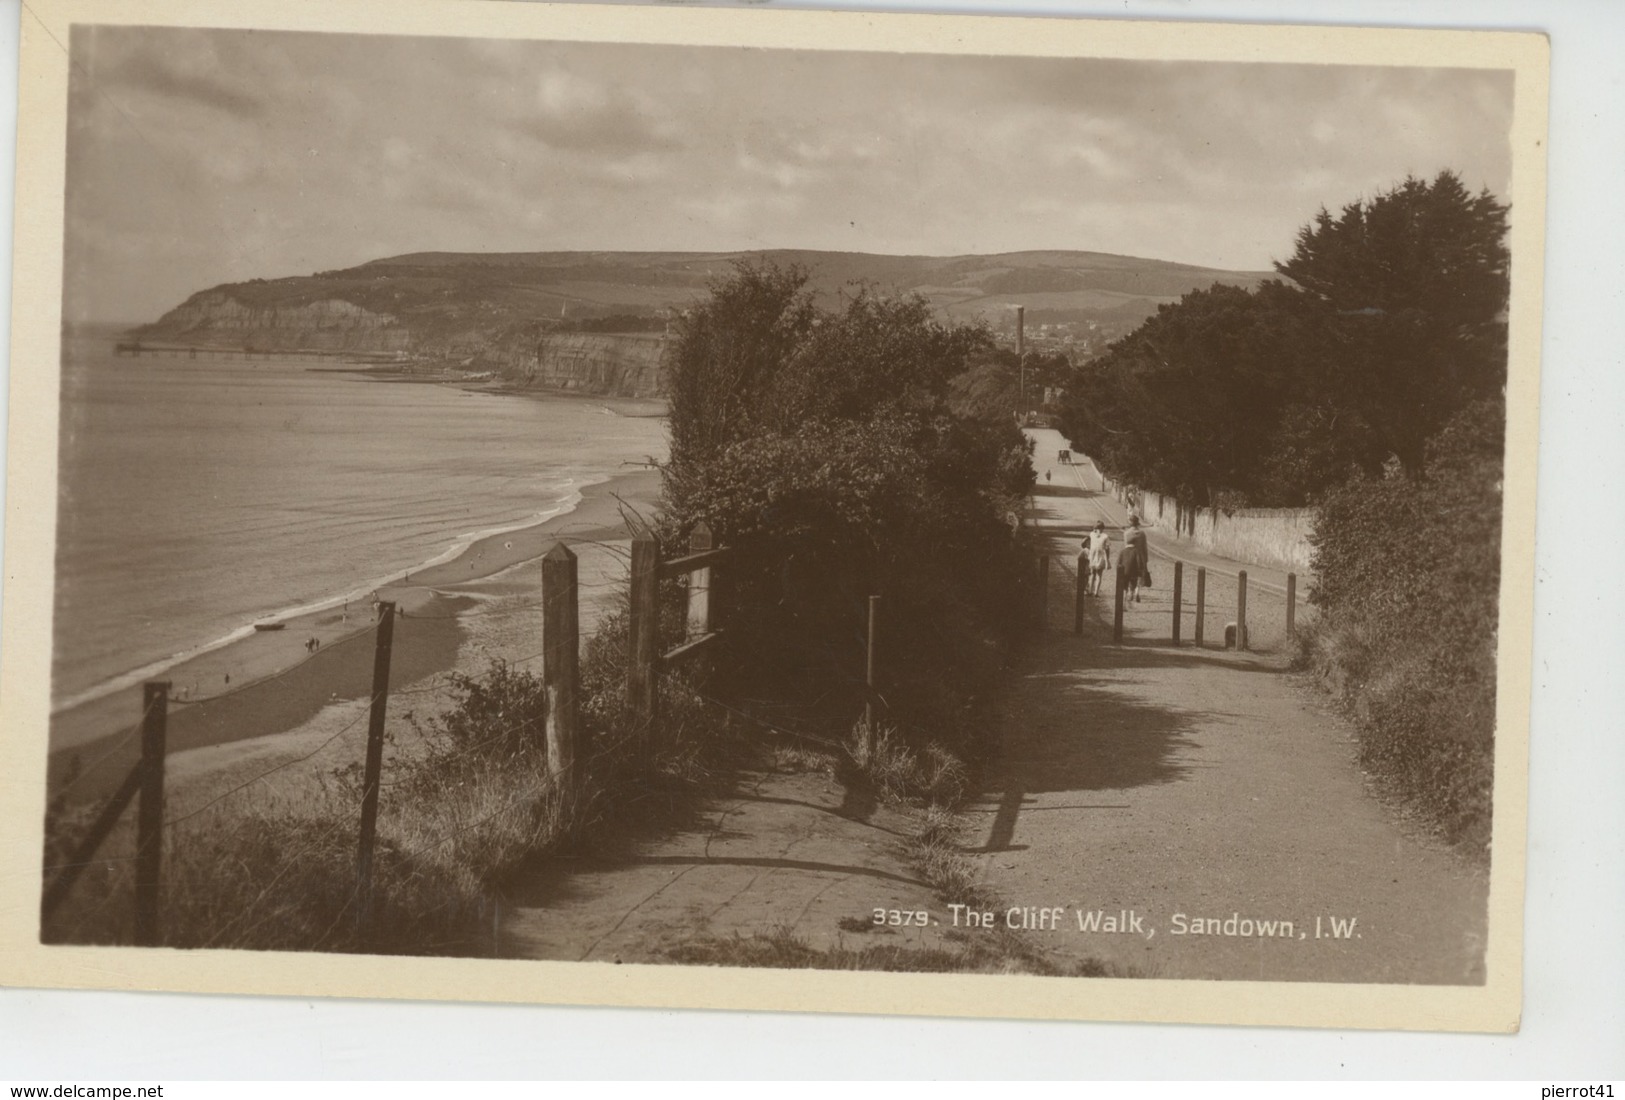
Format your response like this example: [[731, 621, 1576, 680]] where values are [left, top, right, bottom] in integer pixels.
[[0, 0, 1549, 1033]]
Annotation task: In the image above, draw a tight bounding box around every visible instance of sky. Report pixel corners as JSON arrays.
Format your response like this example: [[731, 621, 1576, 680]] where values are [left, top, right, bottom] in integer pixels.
[[61, 26, 1515, 324]]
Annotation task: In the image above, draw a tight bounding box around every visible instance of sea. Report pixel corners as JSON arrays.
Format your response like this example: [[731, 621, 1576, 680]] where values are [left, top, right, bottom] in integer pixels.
[[51, 328, 668, 713]]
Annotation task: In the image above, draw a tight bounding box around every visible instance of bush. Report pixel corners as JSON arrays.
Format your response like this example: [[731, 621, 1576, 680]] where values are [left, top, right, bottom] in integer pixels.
[[1301, 397, 1503, 855]]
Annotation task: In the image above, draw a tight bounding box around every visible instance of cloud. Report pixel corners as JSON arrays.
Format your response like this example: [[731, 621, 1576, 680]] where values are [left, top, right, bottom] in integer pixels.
[[506, 69, 679, 155], [109, 43, 267, 120]]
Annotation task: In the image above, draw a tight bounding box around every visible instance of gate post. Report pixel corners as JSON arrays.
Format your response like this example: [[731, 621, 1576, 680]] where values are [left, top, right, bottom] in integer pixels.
[[1195, 567, 1207, 647], [542, 543, 580, 792], [134, 681, 169, 947], [356, 602, 396, 943], [685, 523, 715, 640], [627, 536, 661, 737], [1034, 555, 1049, 630], [864, 595, 881, 751], [1171, 561, 1183, 645], [1113, 563, 1126, 643], [1074, 550, 1088, 634], [1237, 570, 1249, 651]]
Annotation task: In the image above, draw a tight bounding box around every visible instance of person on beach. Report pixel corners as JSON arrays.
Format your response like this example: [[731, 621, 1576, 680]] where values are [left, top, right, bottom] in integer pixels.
[[1084, 521, 1111, 596]]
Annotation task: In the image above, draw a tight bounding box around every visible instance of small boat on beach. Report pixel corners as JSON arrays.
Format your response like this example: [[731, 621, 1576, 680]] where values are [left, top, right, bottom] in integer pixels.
[[253, 622, 287, 632]]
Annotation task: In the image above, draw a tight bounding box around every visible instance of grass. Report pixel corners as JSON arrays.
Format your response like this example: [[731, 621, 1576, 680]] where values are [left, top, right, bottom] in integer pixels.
[[667, 924, 1119, 977], [41, 648, 744, 954], [901, 806, 997, 912], [843, 720, 969, 807], [42, 747, 571, 954]]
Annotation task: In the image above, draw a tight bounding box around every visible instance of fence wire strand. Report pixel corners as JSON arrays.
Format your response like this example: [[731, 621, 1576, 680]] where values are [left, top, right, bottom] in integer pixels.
[[163, 691, 383, 828]]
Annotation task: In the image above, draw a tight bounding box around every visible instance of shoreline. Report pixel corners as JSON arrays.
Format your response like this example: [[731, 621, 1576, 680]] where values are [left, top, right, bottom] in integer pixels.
[[48, 467, 663, 806], [334, 363, 670, 419]]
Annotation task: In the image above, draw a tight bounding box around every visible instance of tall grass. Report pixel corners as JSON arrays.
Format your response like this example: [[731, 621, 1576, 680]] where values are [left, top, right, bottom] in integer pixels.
[[844, 720, 968, 807], [43, 612, 737, 953]]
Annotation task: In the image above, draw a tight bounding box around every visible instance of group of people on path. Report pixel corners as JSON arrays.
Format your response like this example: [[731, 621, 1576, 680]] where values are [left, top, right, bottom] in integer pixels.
[[1081, 514, 1153, 602]]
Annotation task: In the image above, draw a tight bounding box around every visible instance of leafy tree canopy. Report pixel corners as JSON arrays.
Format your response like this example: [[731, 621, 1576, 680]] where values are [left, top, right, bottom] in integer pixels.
[[660, 262, 1035, 746], [1057, 170, 1510, 504]]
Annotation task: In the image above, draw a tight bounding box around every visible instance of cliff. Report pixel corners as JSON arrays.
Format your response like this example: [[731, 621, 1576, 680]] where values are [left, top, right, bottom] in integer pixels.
[[140, 290, 413, 353], [470, 324, 666, 395], [134, 287, 670, 397]]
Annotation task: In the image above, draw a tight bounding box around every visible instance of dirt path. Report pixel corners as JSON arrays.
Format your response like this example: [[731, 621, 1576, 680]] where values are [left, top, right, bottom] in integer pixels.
[[967, 432, 1490, 983], [497, 764, 956, 964]]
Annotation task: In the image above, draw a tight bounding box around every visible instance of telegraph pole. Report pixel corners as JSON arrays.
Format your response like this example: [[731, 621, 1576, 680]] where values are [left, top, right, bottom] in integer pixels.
[[1016, 305, 1026, 423]]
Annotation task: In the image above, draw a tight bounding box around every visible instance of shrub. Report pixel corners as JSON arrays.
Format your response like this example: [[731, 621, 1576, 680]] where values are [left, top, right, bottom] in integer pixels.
[[1302, 397, 1503, 855]]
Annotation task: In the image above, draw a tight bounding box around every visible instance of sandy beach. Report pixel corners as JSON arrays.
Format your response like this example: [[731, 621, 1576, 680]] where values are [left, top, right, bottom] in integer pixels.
[[47, 466, 663, 810]]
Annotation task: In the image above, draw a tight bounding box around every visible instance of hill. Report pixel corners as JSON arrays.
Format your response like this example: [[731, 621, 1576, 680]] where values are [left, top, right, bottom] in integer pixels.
[[131, 249, 1276, 396]]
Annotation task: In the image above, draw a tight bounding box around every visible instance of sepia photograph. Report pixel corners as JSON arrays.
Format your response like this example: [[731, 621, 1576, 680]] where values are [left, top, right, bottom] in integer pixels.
[[0, 0, 1547, 1033]]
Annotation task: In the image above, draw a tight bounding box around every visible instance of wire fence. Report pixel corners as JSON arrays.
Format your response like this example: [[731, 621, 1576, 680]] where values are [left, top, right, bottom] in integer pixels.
[[40, 518, 750, 950], [40, 530, 642, 947]]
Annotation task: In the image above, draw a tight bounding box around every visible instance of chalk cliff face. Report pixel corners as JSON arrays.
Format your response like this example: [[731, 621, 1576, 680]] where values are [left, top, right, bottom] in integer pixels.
[[135, 289, 668, 397], [143, 291, 414, 353], [473, 326, 666, 395]]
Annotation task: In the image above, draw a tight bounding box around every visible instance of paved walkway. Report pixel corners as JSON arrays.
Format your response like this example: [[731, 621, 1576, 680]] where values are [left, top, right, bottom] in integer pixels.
[[962, 431, 1489, 983]]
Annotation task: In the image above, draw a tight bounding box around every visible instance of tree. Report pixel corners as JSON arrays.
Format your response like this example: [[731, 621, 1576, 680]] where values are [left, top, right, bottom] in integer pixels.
[[1057, 171, 1510, 502], [1057, 283, 1316, 505], [661, 263, 1034, 751], [664, 262, 816, 472]]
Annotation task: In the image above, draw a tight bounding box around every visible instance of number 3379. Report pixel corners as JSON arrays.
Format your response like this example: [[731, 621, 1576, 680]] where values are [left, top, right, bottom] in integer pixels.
[[873, 908, 931, 926]]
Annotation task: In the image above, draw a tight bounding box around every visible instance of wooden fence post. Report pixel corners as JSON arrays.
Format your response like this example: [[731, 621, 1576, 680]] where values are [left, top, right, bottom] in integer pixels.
[[1035, 555, 1049, 630], [1171, 561, 1183, 646], [684, 522, 717, 696], [1195, 567, 1206, 647], [1074, 550, 1088, 634], [542, 543, 579, 792], [627, 535, 660, 737], [1113, 563, 1126, 643], [864, 595, 881, 748], [1237, 570, 1249, 652], [1287, 572, 1297, 640], [356, 600, 395, 942], [134, 681, 168, 947], [686, 523, 715, 640]]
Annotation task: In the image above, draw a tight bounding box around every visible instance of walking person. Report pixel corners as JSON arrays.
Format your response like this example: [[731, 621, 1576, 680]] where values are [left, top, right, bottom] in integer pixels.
[[1122, 514, 1152, 601], [1083, 521, 1112, 596]]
